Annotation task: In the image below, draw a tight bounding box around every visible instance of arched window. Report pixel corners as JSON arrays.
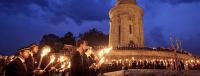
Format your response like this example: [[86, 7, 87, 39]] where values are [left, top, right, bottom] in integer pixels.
[[129, 40, 135, 47], [118, 25, 121, 44], [129, 25, 132, 34]]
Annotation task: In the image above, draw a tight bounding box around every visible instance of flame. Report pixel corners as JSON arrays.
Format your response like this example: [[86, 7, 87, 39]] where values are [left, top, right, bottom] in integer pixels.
[[67, 62, 71, 68], [191, 60, 194, 63], [116, 61, 119, 64], [104, 47, 112, 54], [98, 50, 104, 58], [112, 59, 116, 62], [125, 59, 129, 62], [99, 57, 105, 65], [132, 57, 135, 60], [98, 47, 112, 58], [50, 55, 55, 63], [97, 47, 112, 66], [186, 61, 188, 63], [41, 46, 51, 57], [61, 63, 66, 68], [59, 56, 65, 62], [119, 59, 122, 63], [43, 55, 55, 70], [197, 60, 199, 63], [85, 47, 93, 57]]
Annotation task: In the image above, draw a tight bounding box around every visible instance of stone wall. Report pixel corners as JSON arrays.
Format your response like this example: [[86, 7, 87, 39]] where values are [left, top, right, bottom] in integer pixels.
[[107, 50, 194, 60], [103, 69, 200, 76]]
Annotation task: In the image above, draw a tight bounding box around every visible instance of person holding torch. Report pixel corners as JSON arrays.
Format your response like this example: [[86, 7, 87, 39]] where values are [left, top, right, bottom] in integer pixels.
[[26, 43, 40, 73], [5, 47, 43, 76], [70, 40, 97, 76]]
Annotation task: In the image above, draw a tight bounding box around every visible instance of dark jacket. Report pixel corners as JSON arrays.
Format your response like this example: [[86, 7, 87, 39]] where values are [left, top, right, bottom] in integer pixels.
[[26, 55, 36, 72], [5, 58, 33, 76], [26, 53, 40, 72], [70, 51, 90, 76]]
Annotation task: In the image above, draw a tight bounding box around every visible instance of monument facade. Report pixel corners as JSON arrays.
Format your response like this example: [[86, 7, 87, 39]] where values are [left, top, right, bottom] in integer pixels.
[[109, 0, 144, 48]]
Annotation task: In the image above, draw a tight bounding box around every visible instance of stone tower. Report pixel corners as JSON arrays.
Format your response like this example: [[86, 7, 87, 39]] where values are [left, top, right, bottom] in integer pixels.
[[109, 0, 144, 48]]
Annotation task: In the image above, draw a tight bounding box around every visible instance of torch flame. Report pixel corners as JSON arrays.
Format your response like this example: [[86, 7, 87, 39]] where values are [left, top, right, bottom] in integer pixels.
[[43, 55, 55, 70], [98, 47, 112, 58], [50, 55, 55, 63], [59, 56, 65, 62], [38, 46, 51, 69], [85, 47, 93, 57], [197, 60, 199, 63], [97, 47, 112, 67], [98, 50, 104, 58], [41, 46, 51, 57], [67, 62, 71, 68], [104, 47, 112, 54], [61, 63, 66, 68], [99, 57, 105, 65]]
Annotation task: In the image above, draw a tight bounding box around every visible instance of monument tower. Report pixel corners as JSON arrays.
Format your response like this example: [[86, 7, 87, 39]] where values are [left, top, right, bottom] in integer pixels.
[[109, 0, 144, 48], [106, 0, 195, 68]]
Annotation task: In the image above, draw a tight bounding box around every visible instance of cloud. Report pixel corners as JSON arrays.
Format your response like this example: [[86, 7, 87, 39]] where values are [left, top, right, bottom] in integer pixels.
[[182, 33, 200, 55], [0, 0, 200, 55], [156, 0, 200, 5], [0, 0, 114, 24], [0, 12, 110, 55], [148, 26, 166, 47], [140, 0, 200, 54]]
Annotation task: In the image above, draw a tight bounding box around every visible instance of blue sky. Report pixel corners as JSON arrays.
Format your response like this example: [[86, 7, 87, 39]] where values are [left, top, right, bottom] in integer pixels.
[[0, 0, 200, 55]]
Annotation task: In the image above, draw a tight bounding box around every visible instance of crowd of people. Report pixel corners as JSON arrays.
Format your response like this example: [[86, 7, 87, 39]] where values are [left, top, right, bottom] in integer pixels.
[[0, 40, 200, 76], [112, 45, 191, 55], [0, 39, 109, 76], [100, 59, 200, 73]]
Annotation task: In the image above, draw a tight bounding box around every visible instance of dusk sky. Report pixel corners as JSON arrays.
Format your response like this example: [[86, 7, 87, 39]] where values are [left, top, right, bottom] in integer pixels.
[[0, 0, 200, 55]]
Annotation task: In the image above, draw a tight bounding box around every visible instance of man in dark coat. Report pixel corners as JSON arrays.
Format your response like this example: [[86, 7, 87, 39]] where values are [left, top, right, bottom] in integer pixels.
[[26, 44, 39, 72], [5, 48, 43, 76], [70, 40, 95, 76]]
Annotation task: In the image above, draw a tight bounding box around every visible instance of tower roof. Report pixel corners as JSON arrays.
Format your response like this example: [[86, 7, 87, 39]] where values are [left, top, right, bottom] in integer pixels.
[[116, 0, 136, 5]]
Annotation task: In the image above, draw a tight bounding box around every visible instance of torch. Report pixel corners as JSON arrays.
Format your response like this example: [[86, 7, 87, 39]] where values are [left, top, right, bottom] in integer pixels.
[[99, 57, 105, 65], [67, 62, 71, 69], [96, 47, 112, 67], [60, 61, 71, 69], [85, 47, 93, 57], [37, 46, 51, 69], [61, 63, 66, 69], [59, 56, 66, 63], [54, 56, 67, 67], [98, 47, 112, 58], [58, 61, 71, 72], [44, 55, 55, 70]]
